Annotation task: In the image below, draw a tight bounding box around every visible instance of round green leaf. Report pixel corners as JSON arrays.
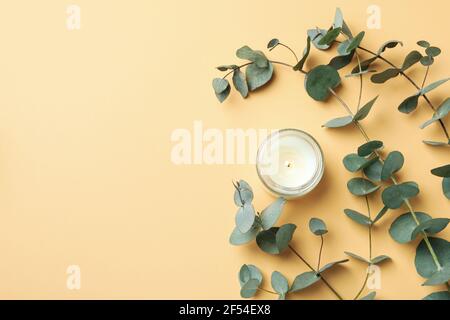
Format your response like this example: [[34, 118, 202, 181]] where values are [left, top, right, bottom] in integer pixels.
[[239, 264, 263, 286], [389, 212, 431, 244], [319, 259, 349, 273], [233, 180, 254, 206], [260, 197, 286, 230], [309, 218, 328, 235], [417, 40, 430, 48], [289, 271, 320, 293], [256, 228, 279, 254], [415, 237, 450, 278], [343, 154, 378, 173], [212, 78, 231, 103], [276, 224, 297, 252], [347, 178, 380, 196], [382, 182, 420, 209], [246, 63, 274, 91], [232, 69, 249, 98], [398, 94, 420, 114], [411, 218, 450, 240], [423, 291, 450, 300], [371, 255, 391, 265], [420, 55, 434, 66], [235, 203, 256, 233], [267, 38, 280, 50], [422, 265, 450, 286], [344, 209, 372, 226], [381, 151, 404, 181], [371, 68, 400, 84], [271, 271, 289, 294], [425, 46, 441, 57], [240, 278, 260, 298], [236, 46, 268, 68], [363, 160, 383, 182], [322, 116, 353, 128], [431, 164, 450, 178], [358, 140, 383, 157], [229, 220, 261, 245], [305, 65, 341, 101], [345, 251, 370, 264]]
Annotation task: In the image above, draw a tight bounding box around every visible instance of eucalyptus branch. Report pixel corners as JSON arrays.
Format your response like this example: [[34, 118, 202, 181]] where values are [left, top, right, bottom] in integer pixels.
[[328, 88, 443, 271]]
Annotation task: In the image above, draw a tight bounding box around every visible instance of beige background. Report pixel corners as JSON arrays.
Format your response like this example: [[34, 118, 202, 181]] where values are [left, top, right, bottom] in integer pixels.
[[0, 0, 448, 299]]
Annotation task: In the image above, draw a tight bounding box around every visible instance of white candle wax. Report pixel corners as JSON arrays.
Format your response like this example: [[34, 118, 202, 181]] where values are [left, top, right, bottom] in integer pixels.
[[256, 129, 324, 199]]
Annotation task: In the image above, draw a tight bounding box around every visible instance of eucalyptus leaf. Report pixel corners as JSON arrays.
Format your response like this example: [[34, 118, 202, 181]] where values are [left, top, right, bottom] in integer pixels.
[[420, 55, 434, 66], [319, 259, 349, 273], [417, 40, 430, 48], [425, 46, 441, 57], [411, 218, 450, 241], [289, 271, 320, 292], [236, 46, 268, 68], [381, 151, 404, 181], [276, 224, 297, 252], [423, 291, 450, 300], [344, 251, 370, 264], [345, 31, 365, 54], [271, 271, 289, 294], [401, 50, 422, 71], [217, 65, 238, 71], [294, 36, 311, 72], [305, 65, 341, 101], [235, 203, 256, 233], [329, 50, 355, 70], [377, 40, 403, 55], [347, 178, 380, 196], [233, 180, 254, 206], [443, 177, 450, 199], [318, 27, 341, 46], [260, 197, 286, 230], [360, 292, 376, 300], [389, 212, 431, 244], [343, 154, 378, 172], [382, 182, 420, 209], [344, 209, 372, 226], [422, 266, 450, 286], [333, 8, 344, 28], [423, 140, 450, 147], [358, 140, 383, 157], [212, 78, 231, 103], [420, 78, 450, 95], [240, 278, 260, 298], [371, 255, 391, 265], [372, 206, 389, 224], [322, 115, 353, 128], [246, 62, 274, 91], [239, 264, 263, 286], [398, 94, 420, 114], [363, 160, 383, 182], [354, 96, 378, 121], [341, 20, 353, 38], [420, 98, 450, 129], [309, 218, 328, 236], [232, 69, 248, 98], [431, 164, 450, 177], [267, 38, 280, 50], [415, 237, 450, 279], [230, 219, 261, 245], [371, 68, 400, 84], [307, 28, 331, 50]]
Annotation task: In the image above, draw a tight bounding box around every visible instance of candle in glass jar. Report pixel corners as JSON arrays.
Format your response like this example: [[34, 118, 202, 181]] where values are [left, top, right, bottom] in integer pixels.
[[256, 129, 324, 199]]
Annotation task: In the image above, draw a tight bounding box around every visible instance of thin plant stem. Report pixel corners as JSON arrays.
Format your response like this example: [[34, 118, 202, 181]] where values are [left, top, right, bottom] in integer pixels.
[[421, 66, 430, 89], [317, 235, 324, 271], [258, 287, 278, 295], [328, 88, 443, 271], [278, 43, 299, 62], [288, 245, 344, 300]]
